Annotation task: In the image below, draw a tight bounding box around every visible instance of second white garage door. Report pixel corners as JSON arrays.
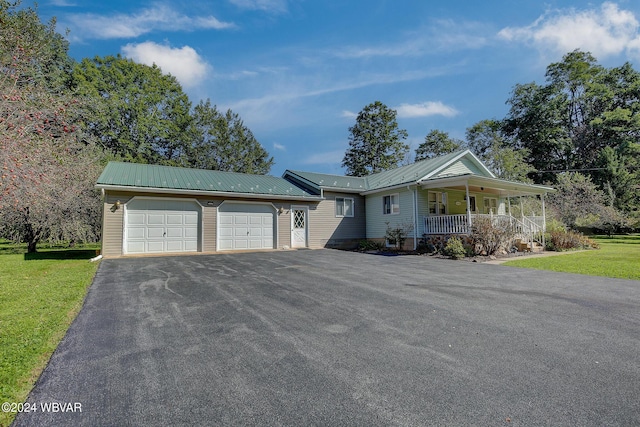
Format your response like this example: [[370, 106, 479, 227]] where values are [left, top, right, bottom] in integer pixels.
[[218, 203, 275, 250]]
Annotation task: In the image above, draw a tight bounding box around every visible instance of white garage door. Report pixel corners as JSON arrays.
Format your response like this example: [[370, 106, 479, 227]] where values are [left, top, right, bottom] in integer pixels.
[[218, 203, 275, 250], [125, 198, 200, 254]]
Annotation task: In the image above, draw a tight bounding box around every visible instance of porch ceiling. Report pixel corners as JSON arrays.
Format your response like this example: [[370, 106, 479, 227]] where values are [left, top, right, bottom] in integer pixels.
[[418, 174, 554, 197]]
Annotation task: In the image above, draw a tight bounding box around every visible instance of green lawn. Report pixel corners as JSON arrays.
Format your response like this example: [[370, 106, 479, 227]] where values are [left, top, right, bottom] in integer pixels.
[[0, 241, 100, 427], [503, 235, 640, 280]]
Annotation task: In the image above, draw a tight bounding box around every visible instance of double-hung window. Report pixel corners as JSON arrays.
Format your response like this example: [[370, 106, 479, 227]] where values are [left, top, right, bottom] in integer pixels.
[[428, 191, 447, 215], [383, 194, 400, 215], [335, 197, 354, 217], [483, 197, 498, 214]]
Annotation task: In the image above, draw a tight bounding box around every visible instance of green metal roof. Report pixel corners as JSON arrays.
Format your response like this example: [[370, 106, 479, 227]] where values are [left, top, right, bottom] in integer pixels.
[[364, 150, 472, 191], [96, 162, 319, 198], [284, 150, 489, 193], [284, 170, 367, 192]]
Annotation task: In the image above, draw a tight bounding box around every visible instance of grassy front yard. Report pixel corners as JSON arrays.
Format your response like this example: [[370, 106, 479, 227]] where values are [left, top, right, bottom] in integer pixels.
[[0, 241, 100, 427], [503, 235, 640, 280]]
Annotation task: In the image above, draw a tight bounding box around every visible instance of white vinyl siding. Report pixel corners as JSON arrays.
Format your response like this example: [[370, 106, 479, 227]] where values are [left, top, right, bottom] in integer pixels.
[[366, 190, 414, 240], [307, 192, 365, 248], [434, 157, 485, 177], [102, 193, 133, 257]]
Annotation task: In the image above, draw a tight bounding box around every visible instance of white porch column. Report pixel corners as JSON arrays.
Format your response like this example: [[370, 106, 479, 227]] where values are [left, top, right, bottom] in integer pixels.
[[541, 193, 547, 231], [412, 186, 418, 250], [465, 181, 471, 233]]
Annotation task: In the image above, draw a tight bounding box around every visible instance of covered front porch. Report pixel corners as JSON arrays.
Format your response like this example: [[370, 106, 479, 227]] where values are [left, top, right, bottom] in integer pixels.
[[417, 174, 554, 250], [424, 213, 545, 235]]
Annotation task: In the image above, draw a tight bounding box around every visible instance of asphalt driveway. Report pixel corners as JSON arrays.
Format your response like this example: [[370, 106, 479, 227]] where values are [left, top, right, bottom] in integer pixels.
[[13, 249, 640, 426]]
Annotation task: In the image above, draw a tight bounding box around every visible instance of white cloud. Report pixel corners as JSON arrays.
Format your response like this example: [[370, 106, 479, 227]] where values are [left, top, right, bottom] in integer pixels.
[[334, 20, 489, 59], [395, 102, 459, 118], [229, 0, 288, 14], [228, 69, 435, 127], [341, 110, 357, 119], [121, 42, 210, 89], [303, 150, 345, 165], [498, 2, 640, 59], [273, 142, 286, 151], [50, 0, 76, 6], [66, 5, 235, 40]]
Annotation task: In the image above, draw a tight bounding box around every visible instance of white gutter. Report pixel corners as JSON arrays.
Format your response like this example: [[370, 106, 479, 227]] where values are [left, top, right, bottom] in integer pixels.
[[320, 187, 363, 194], [94, 184, 325, 201], [360, 181, 419, 196], [418, 174, 555, 195]]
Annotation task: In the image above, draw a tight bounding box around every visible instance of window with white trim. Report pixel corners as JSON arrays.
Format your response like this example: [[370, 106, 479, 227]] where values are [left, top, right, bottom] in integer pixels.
[[428, 191, 447, 215], [483, 197, 498, 214], [383, 194, 400, 215], [335, 197, 354, 217]]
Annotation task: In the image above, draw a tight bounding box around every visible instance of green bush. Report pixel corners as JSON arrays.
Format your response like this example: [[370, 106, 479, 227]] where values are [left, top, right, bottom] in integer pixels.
[[545, 218, 567, 233], [444, 236, 466, 260], [358, 239, 383, 251]]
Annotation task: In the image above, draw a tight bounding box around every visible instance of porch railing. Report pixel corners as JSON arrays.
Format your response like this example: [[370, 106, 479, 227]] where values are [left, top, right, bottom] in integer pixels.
[[424, 214, 545, 238], [519, 215, 546, 250], [424, 214, 470, 234]]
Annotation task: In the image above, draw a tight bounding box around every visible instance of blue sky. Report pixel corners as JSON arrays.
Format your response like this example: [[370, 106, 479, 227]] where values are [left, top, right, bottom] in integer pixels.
[[28, 0, 640, 176]]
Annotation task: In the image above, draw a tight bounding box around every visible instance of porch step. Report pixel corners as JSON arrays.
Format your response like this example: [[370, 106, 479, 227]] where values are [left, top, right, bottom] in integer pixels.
[[515, 239, 544, 253]]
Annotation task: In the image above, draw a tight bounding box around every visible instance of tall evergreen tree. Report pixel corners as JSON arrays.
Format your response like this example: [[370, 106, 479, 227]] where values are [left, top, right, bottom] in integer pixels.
[[414, 130, 462, 161], [187, 99, 274, 174], [342, 101, 408, 176]]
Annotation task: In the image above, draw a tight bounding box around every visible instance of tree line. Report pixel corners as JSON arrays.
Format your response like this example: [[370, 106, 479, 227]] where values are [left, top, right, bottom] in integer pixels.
[[342, 51, 640, 231], [2, 2, 638, 251], [0, 1, 273, 251]]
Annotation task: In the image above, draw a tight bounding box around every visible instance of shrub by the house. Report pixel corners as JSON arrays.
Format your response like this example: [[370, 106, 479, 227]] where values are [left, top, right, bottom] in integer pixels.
[[443, 236, 466, 260], [547, 229, 599, 251], [470, 216, 516, 255]]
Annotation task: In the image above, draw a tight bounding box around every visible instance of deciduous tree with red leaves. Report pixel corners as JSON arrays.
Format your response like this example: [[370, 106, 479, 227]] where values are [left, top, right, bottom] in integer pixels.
[[0, 1, 103, 252]]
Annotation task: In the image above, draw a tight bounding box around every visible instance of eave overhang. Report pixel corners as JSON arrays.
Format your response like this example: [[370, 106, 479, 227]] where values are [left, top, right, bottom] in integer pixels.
[[418, 174, 554, 197], [95, 184, 325, 201]]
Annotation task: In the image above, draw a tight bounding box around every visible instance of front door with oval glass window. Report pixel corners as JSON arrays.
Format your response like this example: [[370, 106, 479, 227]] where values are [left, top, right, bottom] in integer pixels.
[[291, 206, 308, 248]]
